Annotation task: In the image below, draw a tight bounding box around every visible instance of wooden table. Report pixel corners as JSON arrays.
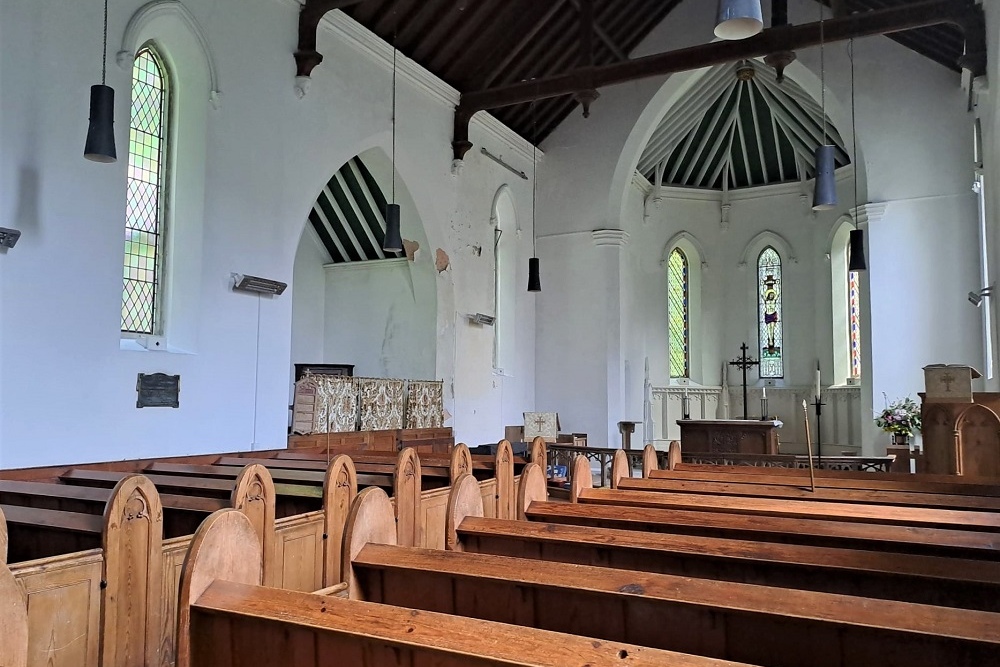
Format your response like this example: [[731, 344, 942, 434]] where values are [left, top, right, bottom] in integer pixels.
[[677, 419, 780, 455]]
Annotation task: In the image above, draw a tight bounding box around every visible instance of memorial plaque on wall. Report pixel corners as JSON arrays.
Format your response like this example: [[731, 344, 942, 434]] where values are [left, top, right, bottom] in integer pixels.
[[136, 373, 180, 408]]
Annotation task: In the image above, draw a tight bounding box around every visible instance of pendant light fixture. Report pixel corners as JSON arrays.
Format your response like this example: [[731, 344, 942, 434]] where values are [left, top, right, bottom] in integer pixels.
[[847, 38, 867, 271], [812, 6, 837, 211], [84, 0, 117, 162], [527, 101, 541, 292], [383, 14, 403, 253], [714, 0, 763, 41]]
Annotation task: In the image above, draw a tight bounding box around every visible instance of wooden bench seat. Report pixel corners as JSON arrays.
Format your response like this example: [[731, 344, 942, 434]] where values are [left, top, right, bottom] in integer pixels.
[[454, 516, 1000, 611], [524, 501, 1000, 560], [652, 467, 1000, 497], [670, 461, 1000, 493], [1, 503, 103, 562], [576, 487, 1000, 532], [190, 582, 731, 667], [351, 542, 1000, 667], [59, 469, 319, 517], [144, 462, 399, 492], [617, 477, 1000, 512], [0, 479, 223, 538]]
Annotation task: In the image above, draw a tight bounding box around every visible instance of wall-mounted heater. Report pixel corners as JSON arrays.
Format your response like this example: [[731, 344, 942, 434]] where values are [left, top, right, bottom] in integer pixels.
[[468, 313, 496, 326], [233, 274, 287, 296], [0, 227, 21, 249]]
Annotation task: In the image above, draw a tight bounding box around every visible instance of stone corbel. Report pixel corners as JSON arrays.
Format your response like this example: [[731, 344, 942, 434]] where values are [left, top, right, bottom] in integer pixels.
[[293, 0, 365, 95]]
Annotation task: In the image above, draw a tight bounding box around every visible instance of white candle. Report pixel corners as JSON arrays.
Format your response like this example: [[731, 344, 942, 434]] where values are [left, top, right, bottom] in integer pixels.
[[762, 386, 767, 399], [814, 367, 822, 400]]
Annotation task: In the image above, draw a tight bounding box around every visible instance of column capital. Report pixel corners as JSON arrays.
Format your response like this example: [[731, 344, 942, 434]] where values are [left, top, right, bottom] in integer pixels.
[[849, 202, 888, 226], [591, 229, 630, 247]]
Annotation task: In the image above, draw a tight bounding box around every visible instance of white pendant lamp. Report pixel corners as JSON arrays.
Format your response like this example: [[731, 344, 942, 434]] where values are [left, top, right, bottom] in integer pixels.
[[715, 0, 763, 41]]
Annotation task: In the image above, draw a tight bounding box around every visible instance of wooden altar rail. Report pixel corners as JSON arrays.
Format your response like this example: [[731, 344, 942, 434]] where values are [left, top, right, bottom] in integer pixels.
[[1, 444, 520, 667]]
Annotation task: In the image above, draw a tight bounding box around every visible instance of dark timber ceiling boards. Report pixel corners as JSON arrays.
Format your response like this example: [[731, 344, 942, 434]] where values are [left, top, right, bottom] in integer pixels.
[[309, 157, 404, 264], [638, 60, 850, 191], [296, 1, 983, 149]]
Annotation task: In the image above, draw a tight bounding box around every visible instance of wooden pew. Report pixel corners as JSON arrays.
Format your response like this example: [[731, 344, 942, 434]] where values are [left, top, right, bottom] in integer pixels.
[[145, 461, 398, 492], [345, 485, 1000, 667], [58, 468, 320, 517], [179, 508, 731, 667], [1, 558, 29, 667], [570, 457, 1000, 533], [1, 503, 103, 562], [615, 476, 1000, 512], [0, 479, 224, 538], [446, 476, 1000, 611]]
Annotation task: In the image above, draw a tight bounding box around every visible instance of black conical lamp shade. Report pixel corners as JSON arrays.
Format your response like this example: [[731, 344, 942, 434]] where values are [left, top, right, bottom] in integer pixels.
[[84, 84, 117, 163], [383, 203, 402, 252], [812, 145, 837, 210], [848, 228, 867, 271], [527, 257, 541, 292]]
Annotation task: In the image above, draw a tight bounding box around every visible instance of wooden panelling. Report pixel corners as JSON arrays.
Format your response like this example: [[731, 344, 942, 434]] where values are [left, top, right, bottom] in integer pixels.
[[274, 511, 324, 593]]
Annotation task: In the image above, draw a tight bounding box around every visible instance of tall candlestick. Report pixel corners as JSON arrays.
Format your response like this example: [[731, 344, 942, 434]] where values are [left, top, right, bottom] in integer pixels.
[[814, 365, 822, 400]]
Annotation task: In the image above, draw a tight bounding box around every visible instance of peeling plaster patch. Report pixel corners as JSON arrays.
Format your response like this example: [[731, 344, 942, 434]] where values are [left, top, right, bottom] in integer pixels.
[[472, 244, 482, 257], [402, 239, 420, 261], [435, 249, 450, 273]]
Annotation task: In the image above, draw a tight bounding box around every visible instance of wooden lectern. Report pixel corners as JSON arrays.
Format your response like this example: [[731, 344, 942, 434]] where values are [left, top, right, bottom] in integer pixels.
[[920, 365, 1000, 476]]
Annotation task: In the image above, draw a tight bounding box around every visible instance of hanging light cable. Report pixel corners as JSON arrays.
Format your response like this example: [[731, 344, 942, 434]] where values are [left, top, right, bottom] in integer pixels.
[[848, 38, 867, 271], [383, 13, 403, 253], [84, 0, 117, 162], [527, 100, 541, 292], [812, 5, 837, 210]]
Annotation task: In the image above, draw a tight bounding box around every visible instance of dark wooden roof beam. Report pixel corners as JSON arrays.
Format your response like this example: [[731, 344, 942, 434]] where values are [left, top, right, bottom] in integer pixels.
[[295, 0, 367, 78], [451, 0, 984, 160], [569, 0, 627, 62]]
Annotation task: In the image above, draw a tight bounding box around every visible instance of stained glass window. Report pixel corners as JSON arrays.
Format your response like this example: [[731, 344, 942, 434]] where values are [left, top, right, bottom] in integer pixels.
[[758, 247, 783, 378], [122, 47, 169, 334], [849, 270, 861, 378], [667, 248, 689, 378]]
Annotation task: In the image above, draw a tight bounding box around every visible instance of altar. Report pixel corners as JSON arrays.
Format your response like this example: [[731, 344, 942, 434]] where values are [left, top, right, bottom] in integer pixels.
[[677, 419, 781, 455]]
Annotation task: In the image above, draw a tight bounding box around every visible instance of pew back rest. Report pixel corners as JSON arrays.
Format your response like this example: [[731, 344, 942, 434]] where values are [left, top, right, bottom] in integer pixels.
[[0, 560, 28, 667], [177, 509, 263, 667], [0, 505, 6, 564]]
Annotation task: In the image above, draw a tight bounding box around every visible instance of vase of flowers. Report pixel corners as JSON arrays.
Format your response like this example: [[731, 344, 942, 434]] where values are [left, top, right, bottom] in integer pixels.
[[875, 395, 922, 446]]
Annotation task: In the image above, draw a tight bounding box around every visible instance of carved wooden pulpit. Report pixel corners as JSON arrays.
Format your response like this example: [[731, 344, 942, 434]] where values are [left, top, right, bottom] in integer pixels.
[[920, 365, 1000, 476]]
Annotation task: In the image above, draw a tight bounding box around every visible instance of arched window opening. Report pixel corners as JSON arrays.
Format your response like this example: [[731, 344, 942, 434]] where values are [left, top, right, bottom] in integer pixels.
[[758, 247, 783, 378], [122, 47, 170, 335], [849, 269, 861, 379], [667, 248, 689, 378]]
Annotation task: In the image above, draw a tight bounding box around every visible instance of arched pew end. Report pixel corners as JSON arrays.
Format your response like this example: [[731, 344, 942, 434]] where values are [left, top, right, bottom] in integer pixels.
[[643, 443, 659, 477], [343, 487, 397, 600], [529, 436, 548, 468], [517, 463, 548, 520], [0, 505, 7, 564], [446, 474, 485, 551], [322, 455, 358, 587], [494, 440, 516, 520], [570, 455, 594, 503], [450, 443, 473, 483], [230, 464, 276, 586], [394, 448, 422, 547], [611, 450, 631, 489], [667, 441, 682, 470], [100, 473, 164, 667], [0, 561, 27, 667], [177, 510, 263, 667]]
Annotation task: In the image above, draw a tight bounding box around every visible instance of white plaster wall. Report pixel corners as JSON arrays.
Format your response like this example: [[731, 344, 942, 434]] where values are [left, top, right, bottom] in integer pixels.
[[289, 228, 328, 382], [0, 0, 535, 466], [323, 259, 436, 380]]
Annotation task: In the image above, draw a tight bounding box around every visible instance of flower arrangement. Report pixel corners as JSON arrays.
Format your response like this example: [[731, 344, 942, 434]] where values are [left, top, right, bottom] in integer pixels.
[[875, 395, 922, 436]]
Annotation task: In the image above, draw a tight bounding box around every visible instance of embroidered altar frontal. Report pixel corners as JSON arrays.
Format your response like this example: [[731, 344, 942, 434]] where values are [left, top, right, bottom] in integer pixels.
[[293, 376, 445, 435]]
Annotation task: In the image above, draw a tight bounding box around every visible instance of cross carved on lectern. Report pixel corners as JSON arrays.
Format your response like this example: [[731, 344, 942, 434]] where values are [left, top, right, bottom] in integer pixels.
[[940, 373, 956, 392], [534, 415, 547, 432]]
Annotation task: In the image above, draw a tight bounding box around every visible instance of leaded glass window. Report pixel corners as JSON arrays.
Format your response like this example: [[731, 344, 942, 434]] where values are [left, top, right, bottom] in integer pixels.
[[122, 47, 169, 334], [849, 270, 861, 378], [667, 248, 689, 378], [758, 247, 783, 378]]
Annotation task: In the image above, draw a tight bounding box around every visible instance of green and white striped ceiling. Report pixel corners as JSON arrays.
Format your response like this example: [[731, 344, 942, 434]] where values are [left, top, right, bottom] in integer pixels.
[[639, 60, 850, 191]]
